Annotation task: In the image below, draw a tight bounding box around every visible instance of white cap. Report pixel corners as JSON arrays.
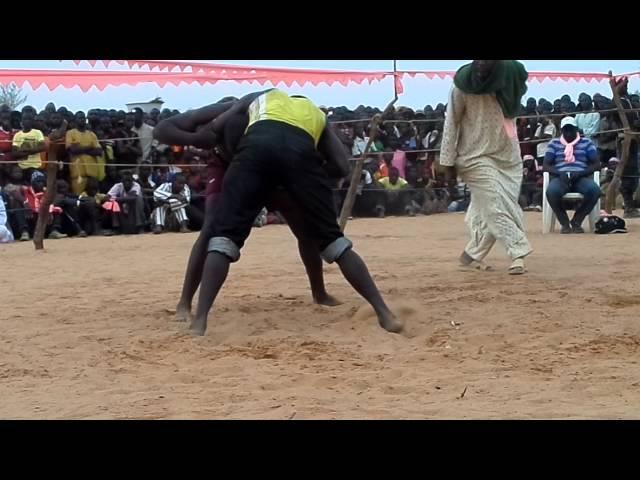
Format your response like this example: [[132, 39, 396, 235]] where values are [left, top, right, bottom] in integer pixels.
[[560, 116, 577, 129]]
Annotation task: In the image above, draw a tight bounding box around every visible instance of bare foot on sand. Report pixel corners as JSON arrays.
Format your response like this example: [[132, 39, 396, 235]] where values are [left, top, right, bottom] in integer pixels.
[[313, 293, 343, 307], [188, 317, 207, 336], [378, 310, 404, 334], [175, 303, 191, 322]]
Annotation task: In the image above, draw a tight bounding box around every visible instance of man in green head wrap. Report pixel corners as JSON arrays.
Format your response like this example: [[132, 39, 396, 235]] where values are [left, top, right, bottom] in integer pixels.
[[440, 60, 532, 275]]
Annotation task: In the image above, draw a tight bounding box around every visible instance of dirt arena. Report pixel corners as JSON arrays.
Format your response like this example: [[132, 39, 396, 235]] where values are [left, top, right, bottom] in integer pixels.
[[2, 212, 640, 419]]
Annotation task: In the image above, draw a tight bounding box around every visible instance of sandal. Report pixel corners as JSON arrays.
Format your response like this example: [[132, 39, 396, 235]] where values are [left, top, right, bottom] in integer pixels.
[[508, 258, 527, 275], [459, 260, 493, 271]]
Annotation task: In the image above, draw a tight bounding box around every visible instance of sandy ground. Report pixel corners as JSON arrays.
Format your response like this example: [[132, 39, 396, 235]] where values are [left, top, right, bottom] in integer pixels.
[[2, 212, 640, 419]]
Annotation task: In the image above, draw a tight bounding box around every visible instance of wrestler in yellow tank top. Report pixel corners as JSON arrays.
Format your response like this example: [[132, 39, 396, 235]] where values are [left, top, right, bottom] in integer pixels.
[[247, 89, 326, 146]]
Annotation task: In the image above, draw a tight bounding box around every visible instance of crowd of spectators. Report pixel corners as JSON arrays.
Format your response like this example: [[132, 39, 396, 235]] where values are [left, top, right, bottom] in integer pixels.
[[1, 89, 639, 243]]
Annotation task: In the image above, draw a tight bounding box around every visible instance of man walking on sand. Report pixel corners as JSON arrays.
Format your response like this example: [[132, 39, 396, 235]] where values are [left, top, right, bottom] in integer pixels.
[[440, 60, 532, 275]]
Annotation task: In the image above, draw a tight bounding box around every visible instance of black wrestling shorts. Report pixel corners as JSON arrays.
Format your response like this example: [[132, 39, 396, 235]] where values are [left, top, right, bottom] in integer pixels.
[[206, 120, 347, 260]]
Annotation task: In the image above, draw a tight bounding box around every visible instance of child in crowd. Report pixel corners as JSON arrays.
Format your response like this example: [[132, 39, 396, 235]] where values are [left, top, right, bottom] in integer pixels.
[[22, 171, 66, 239], [78, 176, 107, 236]]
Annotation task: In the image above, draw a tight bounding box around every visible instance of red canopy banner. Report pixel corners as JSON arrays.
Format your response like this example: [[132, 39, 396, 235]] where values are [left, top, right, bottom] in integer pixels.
[[0, 69, 272, 92], [0, 61, 634, 92]]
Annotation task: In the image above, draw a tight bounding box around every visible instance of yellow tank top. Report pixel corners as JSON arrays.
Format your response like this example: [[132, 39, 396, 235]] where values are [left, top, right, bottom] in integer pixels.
[[247, 89, 326, 146]]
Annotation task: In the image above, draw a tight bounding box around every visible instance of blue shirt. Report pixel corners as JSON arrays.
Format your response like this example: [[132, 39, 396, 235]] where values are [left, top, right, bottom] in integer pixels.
[[545, 137, 597, 173]]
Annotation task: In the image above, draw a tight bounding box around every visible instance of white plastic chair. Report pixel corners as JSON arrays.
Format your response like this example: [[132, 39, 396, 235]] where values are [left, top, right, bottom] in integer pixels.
[[542, 171, 600, 234]]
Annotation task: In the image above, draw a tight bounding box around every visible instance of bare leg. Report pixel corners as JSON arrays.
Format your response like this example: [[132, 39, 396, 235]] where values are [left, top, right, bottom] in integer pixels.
[[297, 238, 341, 306], [335, 249, 403, 333], [175, 229, 208, 322], [190, 252, 230, 336], [275, 191, 340, 306]]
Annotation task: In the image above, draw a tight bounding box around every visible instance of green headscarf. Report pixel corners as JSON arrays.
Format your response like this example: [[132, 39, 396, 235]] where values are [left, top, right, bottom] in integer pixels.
[[453, 60, 528, 119]]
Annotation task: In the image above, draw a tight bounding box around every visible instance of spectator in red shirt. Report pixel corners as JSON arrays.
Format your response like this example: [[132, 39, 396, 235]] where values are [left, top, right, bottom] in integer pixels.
[[0, 105, 14, 185], [22, 170, 66, 239]]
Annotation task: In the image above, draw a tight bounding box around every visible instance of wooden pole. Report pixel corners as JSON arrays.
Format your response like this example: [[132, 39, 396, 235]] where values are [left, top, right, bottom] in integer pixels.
[[603, 72, 640, 214], [338, 96, 397, 231], [33, 121, 67, 250]]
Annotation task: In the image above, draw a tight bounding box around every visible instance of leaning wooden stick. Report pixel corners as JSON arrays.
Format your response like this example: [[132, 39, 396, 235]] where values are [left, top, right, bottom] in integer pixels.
[[605, 71, 640, 214], [33, 120, 67, 250], [338, 95, 398, 231]]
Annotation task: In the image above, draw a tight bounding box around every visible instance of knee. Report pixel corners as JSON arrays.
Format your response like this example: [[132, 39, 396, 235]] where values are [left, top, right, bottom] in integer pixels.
[[583, 181, 601, 200], [545, 183, 564, 203], [320, 236, 353, 264], [207, 236, 241, 262]]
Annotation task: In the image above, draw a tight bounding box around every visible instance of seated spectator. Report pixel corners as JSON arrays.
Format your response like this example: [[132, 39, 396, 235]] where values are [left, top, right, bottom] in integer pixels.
[[422, 182, 450, 215], [151, 173, 191, 234], [353, 160, 385, 218], [66, 112, 103, 195], [378, 167, 415, 216], [0, 190, 13, 243], [104, 170, 147, 235], [185, 167, 207, 230], [376, 149, 393, 180], [544, 117, 601, 234], [2, 166, 29, 240], [391, 141, 407, 179], [22, 171, 66, 239], [133, 160, 157, 220], [405, 162, 427, 210], [12, 112, 46, 181], [78, 176, 107, 236], [52, 179, 86, 237], [520, 155, 543, 211], [100, 165, 119, 195], [448, 180, 470, 213]]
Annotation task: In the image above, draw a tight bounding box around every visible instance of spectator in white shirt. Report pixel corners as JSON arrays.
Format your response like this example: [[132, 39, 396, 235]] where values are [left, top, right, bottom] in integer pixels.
[[0, 191, 14, 243], [104, 170, 147, 234], [131, 108, 155, 164]]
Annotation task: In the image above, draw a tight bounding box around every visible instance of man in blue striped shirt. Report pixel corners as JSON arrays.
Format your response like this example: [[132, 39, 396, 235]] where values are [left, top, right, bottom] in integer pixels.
[[544, 116, 600, 234]]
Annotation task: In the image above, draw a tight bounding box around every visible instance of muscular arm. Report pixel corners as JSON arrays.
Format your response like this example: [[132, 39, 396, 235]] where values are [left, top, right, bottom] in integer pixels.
[[153, 102, 235, 146], [317, 125, 350, 178], [210, 89, 273, 135]]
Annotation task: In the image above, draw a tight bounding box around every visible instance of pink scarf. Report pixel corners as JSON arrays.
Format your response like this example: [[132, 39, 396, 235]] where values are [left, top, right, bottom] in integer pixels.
[[560, 133, 580, 163]]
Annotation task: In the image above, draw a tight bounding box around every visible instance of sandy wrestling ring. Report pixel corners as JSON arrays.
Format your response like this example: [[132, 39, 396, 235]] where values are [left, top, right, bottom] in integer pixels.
[[2, 212, 639, 419]]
